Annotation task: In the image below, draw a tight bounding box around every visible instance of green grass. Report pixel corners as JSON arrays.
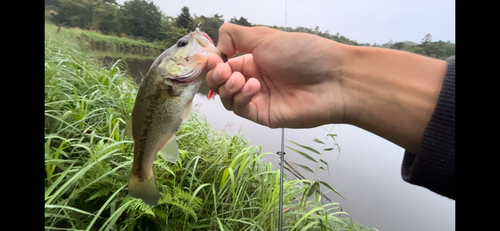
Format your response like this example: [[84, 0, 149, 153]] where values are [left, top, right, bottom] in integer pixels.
[[90, 50, 158, 61], [45, 22, 371, 231], [46, 22, 164, 59]]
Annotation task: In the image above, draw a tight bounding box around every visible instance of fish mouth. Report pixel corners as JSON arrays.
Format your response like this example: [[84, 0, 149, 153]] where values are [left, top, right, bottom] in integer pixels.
[[170, 77, 199, 84], [195, 37, 210, 48], [193, 27, 214, 48], [169, 68, 202, 83]]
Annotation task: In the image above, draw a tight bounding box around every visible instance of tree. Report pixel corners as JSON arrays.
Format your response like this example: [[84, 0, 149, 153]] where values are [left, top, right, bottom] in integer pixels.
[[421, 33, 432, 44], [229, 16, 252, 27], [196, 14, 225, 45], [176, 6, 194, 31], [110, 5, 130, 36], [403, 46, 426, 56], [45, 0, 61, 24], [294, 26, 312, 33], [51, 0, 97, 29], [391, 42, 405, 50], [121, 0, 164, 41], [193, 13, 204, 30], [387, 39, 393, 47], [160, 15, 188, 47], [45, 0, 132, 36], [90, 1, 120, 33], [442, 42, 455, 57]]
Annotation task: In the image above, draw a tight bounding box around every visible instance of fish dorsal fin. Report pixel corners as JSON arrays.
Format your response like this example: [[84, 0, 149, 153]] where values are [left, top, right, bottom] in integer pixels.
[[160, 135, 179, 164], [125, 114, 133, 139]]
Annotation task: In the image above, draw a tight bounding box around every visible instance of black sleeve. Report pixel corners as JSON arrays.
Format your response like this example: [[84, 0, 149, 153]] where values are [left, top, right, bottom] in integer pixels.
[[401, 56, 455, 199]]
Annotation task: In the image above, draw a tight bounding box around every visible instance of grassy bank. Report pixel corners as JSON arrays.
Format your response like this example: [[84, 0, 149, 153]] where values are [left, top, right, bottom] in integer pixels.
[[45, 22, 372, 230], [46, 22, 164, 59]]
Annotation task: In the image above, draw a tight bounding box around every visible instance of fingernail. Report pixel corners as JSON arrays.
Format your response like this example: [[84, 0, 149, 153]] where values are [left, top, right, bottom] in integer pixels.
[[241, 79, 252, 93], [213, 66, 221, 82], [226, 75, 235, 90]]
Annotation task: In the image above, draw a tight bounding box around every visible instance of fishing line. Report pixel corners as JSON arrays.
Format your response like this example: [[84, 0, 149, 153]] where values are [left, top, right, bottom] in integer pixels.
[[277, 1, 287, 231]]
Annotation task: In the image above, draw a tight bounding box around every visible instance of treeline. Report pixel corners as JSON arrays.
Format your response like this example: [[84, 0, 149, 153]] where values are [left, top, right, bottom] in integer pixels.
[[265, 25, 361, 46], [266, 26, 454, 60], [45, 0, 454, 59], [388, 34, 455, 60], [44, 0, 255, 49]]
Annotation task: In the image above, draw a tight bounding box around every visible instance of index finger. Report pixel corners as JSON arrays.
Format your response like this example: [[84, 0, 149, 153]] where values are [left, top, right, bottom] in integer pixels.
[[207, 53, 223, 71], [217, 23, 279, 58]]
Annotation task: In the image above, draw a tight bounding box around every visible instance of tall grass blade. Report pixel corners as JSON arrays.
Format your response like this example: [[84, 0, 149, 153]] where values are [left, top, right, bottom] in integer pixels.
[[287, 140, 321, 155], [319, 180, 346, 200], [291, 207, 324, 230], [291, 161, 314, 174], [85, 184, 127, 230], [299, 221, 319, 231], [306, 181, 320, 197], [99, 199, 134, 231], [45, 205, 97, 217], [286, 146, 317, 163], [313, 138, 324, 144]]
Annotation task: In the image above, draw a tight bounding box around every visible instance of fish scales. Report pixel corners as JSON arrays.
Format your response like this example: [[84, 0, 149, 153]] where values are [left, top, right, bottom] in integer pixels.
[[125, 28, 223, 206], [132, 78, 195, 176]]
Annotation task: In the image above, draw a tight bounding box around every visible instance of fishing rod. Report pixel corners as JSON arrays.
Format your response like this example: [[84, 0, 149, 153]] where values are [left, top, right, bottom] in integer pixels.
[[277, 1, 287, 231], [278, 128, 285, 230]]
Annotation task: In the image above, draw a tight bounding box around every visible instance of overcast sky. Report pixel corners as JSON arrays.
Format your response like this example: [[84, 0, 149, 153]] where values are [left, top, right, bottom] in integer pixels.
[[118, 0, 455, 45]]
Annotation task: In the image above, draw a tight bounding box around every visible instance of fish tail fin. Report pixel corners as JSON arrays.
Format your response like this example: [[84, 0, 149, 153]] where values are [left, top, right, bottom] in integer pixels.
[[128, 174, 160, 206]]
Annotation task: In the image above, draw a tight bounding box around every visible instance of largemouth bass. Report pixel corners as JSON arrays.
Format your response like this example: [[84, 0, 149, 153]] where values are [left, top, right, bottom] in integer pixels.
[[125, 28, 224, 206]]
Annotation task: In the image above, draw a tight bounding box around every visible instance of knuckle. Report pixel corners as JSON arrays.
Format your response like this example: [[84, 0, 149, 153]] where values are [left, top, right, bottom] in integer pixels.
[[205, 72, 217, 90], [219, 22, 232, 32], [221, 98, 233, 111]]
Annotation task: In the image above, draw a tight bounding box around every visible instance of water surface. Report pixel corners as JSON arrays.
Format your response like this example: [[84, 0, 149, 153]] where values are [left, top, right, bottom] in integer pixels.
[[112, 56, 456, 231]]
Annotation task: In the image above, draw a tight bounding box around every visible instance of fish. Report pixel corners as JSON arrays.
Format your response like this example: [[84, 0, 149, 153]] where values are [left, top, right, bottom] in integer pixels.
[[125, 27, 224, 206]]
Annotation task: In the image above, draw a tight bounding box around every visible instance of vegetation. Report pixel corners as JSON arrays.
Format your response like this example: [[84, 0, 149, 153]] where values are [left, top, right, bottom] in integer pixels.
[[284, 126, 345, 203], [77, 29, 164, 57], [45, 1, 450, 229], [45, 19, 373, 230], [45, 22, 164, 60], [45, 0, 454, 60], [392, 33, 455, 60]]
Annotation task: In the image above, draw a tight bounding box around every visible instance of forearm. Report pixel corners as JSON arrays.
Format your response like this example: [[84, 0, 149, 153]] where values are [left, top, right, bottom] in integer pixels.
[[337, 44, 448, 153]]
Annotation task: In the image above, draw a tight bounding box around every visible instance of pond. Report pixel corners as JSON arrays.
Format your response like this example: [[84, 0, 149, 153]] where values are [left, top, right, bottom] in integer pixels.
[[101, 55, 455, 231]]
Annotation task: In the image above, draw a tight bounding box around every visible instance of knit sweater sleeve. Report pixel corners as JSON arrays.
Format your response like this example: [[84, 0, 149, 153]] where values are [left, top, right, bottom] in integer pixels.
[[401, 56, 455, 199]]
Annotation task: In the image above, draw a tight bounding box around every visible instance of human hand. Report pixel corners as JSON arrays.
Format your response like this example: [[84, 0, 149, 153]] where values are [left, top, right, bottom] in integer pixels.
[[206, 23, 353, 128]]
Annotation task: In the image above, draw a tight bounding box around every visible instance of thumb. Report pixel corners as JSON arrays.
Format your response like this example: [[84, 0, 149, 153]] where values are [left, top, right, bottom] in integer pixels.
[[217, 23, 279, 58]]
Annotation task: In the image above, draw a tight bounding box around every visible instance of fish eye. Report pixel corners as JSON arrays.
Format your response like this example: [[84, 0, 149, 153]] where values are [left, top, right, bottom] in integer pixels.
[[177, 39, 188, 47]]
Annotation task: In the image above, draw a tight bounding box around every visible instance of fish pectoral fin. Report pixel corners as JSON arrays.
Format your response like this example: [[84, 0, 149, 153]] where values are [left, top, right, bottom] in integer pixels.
[[125, 114, 133, 139], [182, 100, 193, 121], [160, 135, 180, 164]]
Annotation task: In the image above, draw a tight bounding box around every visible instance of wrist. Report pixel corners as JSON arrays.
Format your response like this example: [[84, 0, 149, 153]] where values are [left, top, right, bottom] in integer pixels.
[[336, 45, 448, 152]]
